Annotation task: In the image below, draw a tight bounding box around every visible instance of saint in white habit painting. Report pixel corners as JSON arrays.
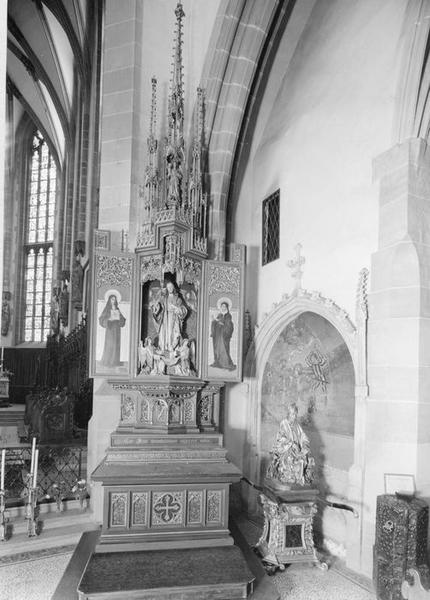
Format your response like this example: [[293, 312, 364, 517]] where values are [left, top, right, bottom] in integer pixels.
[[98, 291, 126, 368]]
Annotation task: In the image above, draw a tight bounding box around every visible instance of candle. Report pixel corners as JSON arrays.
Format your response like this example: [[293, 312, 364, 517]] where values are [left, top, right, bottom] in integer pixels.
[[32, 449, 39, 488], [30, 437, 36, 474], [0, 449, 5, 491], [1, 347, 3, 363]]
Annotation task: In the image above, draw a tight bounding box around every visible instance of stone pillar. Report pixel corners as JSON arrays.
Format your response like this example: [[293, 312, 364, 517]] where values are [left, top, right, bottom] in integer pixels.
[[98, 0, 143, 244], [361, 138, 430, 576], [88, 0, 144, 521], [0, 2, 7, 319]]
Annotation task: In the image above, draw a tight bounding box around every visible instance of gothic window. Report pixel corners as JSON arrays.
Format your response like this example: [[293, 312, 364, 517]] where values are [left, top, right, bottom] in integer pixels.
[[262, 189, 280, 266], [23, 131, 57, 342]]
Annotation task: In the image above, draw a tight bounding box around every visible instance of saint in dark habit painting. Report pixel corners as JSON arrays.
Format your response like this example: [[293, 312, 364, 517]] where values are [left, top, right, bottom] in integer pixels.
[[210, 300, 236, 370], [99, 294, 126, 367]]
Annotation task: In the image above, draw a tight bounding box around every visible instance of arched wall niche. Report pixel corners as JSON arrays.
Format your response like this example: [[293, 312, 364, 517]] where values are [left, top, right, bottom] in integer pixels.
[[242, 289, 368, 559]]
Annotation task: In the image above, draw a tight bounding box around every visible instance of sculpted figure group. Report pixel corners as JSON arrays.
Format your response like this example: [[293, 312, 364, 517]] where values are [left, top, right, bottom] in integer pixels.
[[266, 403, 315, 487], [138, 281, 194, 376]]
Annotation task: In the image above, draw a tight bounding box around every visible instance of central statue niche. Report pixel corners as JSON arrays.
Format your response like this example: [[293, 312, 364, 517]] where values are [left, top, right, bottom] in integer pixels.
[[139, 275, 198, 377]]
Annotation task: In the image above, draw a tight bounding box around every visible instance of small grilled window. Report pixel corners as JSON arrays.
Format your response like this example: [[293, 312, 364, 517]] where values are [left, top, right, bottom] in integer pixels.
[[262, 189, 280, 266]]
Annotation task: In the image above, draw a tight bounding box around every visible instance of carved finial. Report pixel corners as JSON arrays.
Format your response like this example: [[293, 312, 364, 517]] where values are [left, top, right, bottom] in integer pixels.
[[165, 2, 186, 210], [287, 243, 305, 294], [140, 76, 160, 230], [244, 309, 253, 356], [196, 87, 203, 144], [168, 1, 185, 140], [356, 268, 369, 319], [148, 76, 158, 154]]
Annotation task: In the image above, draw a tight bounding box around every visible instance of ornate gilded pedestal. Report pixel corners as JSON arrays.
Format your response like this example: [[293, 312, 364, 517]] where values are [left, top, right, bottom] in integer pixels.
[[255, 487, 327, 573]]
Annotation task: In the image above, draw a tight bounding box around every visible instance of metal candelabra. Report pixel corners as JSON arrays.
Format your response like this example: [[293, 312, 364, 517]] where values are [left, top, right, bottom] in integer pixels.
[[0, 489, 8, 541], [72, 478, 88, 511], [24, 473, 38, 537]]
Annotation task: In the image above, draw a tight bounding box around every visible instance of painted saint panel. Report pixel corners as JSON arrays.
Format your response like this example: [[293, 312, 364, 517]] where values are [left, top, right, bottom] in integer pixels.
[[202, 258, 244, 382], [90, 252, 134, 377]]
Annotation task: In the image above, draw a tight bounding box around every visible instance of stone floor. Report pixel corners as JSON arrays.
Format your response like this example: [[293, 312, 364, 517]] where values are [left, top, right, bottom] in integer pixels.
[[271, 562, 375, 600], [0, 542, 376, 600], [0, 549, 72, 600], [236, 517, 376, 600]]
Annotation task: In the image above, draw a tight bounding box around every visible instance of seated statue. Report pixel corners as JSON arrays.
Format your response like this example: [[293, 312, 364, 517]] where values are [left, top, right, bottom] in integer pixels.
[[266, 403, 315, 487]]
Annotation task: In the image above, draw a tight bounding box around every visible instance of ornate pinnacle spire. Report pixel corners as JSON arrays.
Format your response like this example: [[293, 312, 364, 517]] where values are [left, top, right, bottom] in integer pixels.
[[173, 2, 185, 94], [148, 76, 158, 155], [168, 2, 185, 146], [142, 76, 159, 224], [165, 2, 185, 209]]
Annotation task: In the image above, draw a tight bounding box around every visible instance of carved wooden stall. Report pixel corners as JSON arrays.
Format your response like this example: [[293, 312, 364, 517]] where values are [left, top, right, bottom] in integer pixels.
[[78, 4, 253, 598]]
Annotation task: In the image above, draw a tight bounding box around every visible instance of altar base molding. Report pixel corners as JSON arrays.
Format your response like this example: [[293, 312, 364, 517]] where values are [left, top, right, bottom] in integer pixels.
[[78, 377, 254, 598]]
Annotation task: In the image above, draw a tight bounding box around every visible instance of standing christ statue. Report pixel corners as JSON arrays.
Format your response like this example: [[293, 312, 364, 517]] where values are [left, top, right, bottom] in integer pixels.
[[152, 281, 188, 353]]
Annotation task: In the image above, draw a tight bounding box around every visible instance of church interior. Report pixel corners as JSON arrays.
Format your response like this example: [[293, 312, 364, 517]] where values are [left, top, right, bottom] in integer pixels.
[[1, 0, 430, 599]]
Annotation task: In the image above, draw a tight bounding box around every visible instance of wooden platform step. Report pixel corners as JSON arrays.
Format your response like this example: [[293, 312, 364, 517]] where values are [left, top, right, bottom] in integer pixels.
[[78, 546, 255, 599]]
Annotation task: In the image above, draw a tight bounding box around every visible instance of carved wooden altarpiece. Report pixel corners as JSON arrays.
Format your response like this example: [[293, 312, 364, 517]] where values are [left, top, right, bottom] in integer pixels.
[[80, 4, 253, 599]]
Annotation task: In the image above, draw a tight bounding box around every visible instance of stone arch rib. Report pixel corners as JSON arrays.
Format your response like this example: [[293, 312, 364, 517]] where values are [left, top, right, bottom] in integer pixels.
[[202, 0, 288, 259], [395, 0, 430, 141]]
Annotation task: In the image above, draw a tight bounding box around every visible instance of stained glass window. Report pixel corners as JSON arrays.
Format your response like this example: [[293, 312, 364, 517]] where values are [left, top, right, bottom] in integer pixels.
[[262, 189, 280, 266], [24, 131, 57, 342]]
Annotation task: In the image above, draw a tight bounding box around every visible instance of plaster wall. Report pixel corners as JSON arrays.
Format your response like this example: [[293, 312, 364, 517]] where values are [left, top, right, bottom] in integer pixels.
[[231, 0, 405, 324], [225, 0, 405, 472], [224, 0, 408, 575]]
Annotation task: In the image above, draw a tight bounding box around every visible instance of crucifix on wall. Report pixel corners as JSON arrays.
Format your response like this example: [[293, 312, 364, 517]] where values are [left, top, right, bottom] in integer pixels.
[[287, 243, 305, 294]]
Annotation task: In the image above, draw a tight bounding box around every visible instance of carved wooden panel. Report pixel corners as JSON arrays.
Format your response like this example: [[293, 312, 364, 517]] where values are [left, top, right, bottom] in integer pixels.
[[131, 492, 149, 527], [187, 490, 204, 526], [152, 491, 185, 527], [206, 490, 223, 525], [110, 492, 128, 527]]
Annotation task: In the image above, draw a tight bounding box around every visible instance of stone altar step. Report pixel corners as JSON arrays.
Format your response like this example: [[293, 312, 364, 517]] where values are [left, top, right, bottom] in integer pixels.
[[92, 457, 241, 484], [111, 432, 224, 446], [105, 445, 228, 462], [77, 545, 255, 599], [53, 519, 280, 600]]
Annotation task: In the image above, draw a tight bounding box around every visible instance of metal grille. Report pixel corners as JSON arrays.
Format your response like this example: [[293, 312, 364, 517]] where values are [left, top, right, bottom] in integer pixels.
[[262, 189, 280, 266], [3, 445, 83, 504]]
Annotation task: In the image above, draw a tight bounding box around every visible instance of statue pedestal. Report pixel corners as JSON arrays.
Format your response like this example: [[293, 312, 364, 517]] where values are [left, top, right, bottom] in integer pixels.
[[78, 377, 254, 598], [254, 486, 327, 574]]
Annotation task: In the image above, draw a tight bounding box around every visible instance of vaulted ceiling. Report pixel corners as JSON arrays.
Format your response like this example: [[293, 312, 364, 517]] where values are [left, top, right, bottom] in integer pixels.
[[7, 0, 90, 164]]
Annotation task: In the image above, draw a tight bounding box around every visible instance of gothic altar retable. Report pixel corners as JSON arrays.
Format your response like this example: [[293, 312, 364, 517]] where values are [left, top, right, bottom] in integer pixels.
[[77, 4, 253, 599]]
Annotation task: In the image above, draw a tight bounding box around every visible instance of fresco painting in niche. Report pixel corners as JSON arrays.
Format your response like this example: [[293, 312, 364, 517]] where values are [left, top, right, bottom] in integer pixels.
[[260, 312, 355, 465]]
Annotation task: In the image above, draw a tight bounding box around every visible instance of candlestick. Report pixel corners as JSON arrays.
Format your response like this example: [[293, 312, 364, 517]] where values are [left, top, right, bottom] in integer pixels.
[[0, 450, 5, 491], [32, 449, 39, 488], [30, 437, 36, 474]]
